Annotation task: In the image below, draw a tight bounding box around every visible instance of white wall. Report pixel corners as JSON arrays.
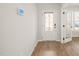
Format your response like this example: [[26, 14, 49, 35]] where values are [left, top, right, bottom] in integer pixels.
[[37, 3, 61, 41], [0, 3, 37, 56]]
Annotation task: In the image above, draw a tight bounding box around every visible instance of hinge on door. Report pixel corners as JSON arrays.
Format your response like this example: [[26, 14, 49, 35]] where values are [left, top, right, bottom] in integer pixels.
[[62, 12, 65, 14], [63, 37, 65, 40], [63, 25, 65, 27]]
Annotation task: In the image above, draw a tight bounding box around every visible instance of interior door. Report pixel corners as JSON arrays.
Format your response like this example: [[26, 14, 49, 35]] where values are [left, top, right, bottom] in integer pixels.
[[42, 12, 57, 41], [61, 10, 72, 43]]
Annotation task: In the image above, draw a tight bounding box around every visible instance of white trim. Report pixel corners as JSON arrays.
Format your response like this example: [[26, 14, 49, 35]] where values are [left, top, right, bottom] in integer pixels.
[[38, 39, 61, 42], [29, 40, 38, 56], [56, 39, 60, 42]]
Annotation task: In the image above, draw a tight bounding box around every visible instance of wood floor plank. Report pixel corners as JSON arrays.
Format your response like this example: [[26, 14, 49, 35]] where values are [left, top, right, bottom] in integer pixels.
[[32, 38, 79, 56]]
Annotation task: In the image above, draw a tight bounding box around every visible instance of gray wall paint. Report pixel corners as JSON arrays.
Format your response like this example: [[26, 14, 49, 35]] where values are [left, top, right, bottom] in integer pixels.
[[0, 3, 37, 56]]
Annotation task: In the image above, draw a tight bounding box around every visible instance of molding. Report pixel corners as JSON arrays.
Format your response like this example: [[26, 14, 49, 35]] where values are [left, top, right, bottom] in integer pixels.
[[56, 39, 61, 42], [29, 40, 38, 56], [38, 39, 61, 42]]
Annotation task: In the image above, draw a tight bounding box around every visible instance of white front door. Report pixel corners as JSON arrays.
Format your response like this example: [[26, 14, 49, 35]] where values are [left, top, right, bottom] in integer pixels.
[[42, 12, 57, 41], [61, 10, 72, 43]]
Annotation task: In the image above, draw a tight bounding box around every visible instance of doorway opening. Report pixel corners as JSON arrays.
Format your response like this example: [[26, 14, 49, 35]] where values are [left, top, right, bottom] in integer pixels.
[[42, 12, 57, 41]]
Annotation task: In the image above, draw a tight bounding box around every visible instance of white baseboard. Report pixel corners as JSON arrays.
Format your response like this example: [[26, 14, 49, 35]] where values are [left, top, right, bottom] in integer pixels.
[[38, 39, 60, 42], [56, 39, 60, 42], [29, 40, 38, 56]]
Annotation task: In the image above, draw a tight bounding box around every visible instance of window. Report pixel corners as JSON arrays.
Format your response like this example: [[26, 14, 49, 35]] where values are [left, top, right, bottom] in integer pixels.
[[74, 12, 79, 30], [44, 12, 54, 31]]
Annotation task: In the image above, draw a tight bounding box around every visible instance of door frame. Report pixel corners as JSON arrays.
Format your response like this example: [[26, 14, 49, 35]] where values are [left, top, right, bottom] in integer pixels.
[[41, 9, 58, 41]]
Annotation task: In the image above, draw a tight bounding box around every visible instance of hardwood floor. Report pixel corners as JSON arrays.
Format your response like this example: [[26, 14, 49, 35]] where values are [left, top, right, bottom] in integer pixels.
[[32, 38, 79, 56]]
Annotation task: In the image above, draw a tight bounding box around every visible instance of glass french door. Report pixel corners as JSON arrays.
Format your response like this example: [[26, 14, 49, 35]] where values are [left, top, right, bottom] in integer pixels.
[[61, 10, 72, 43]]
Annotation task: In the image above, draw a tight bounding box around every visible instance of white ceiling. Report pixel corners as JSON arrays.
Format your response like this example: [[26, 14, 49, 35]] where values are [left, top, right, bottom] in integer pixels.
[[62, 3, 79, 7]]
